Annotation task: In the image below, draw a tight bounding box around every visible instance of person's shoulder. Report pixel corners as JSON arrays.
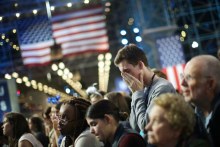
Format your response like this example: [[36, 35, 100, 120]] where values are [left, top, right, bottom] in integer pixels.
[[75, 130, 101, 147], [185, 138, 212, 147], [153, 78, 176, 92], [119, 133, 146, 147], [19, 133, 34, 140], [19, 133, 43, 147]]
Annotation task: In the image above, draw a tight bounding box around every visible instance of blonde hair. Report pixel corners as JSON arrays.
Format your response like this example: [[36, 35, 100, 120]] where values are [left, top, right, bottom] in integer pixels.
[[153, 93, 195, 139], [151, 68, 167, 79]]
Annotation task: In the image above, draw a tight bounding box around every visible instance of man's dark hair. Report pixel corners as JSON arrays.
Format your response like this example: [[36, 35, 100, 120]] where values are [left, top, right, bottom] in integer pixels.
[[114, 44, 148, 66]]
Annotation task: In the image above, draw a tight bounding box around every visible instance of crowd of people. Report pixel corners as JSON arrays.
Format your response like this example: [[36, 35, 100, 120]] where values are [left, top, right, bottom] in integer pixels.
[[1, 44, 220, 147]]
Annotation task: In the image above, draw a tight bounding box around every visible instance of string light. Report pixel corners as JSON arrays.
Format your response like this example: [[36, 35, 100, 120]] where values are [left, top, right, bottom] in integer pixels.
[[1, 33, 19, 51], [84, 0, 89, 4], [4, 73, 71, 100], [51, 62, 87, 98], [12, 29, 16, 33], [33, 9, 38, 15], [98, 53, 112, 92], [50, 6, 55, 11], [15, 13, 20, 18], [67, 3, 72, 7]]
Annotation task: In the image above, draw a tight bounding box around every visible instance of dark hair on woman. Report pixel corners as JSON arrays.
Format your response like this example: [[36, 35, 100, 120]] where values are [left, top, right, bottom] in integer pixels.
[[4, 112, 30, 147], [86, 100, 126, 122], [43, 106, 51, 119], [105, 92, 130, 114], [29, 116, 45, 133], [0, 122, 8, 146], [55, 102, 63, 110], [62, 97, 91, 146]]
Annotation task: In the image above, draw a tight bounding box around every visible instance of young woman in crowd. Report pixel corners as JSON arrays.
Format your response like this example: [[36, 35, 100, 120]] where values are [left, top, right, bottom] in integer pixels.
[[28, 116, 49, 147], [2, 112, 43, 147], [86, 100, 146, 147], [58, 97, 101, 147]]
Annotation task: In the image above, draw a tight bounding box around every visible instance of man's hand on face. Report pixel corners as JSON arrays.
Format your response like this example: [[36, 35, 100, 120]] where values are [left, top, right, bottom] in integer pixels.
[[121, 70, 144, 93]]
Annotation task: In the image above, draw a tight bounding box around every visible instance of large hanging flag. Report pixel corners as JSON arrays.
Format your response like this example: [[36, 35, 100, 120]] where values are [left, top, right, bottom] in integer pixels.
[[51, 6, 109, 57], [17, 15, 54, 66], [156, 35, 185, 91]]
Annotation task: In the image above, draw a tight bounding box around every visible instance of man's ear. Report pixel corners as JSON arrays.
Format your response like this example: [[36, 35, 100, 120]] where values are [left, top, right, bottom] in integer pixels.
[[207, 77, 216, 90], [138, 61, 144, 69]]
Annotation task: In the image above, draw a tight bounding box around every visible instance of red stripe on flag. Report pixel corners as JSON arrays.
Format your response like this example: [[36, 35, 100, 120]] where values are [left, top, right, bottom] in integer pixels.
[[162, 64, 185, 92], [51, 6, 109, 57]]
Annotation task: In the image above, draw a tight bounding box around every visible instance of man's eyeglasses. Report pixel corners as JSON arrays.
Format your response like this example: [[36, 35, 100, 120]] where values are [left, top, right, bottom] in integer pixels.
[[180, 73, 194, 83], [180, 73, 211, 83], [57, 115, 75, 125]]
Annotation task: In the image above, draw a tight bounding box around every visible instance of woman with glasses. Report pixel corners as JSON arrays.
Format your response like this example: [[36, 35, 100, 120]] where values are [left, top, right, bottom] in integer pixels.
[[58, 97, 101, 147], [2, 112, 43, 147], [86, 100, 146, 147]]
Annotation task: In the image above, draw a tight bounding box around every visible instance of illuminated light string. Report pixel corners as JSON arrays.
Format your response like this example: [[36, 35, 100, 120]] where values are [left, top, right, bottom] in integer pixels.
[[4, 72, 71, 100], [98, 52, 112, 92], [51, 62, 87, 98], [0, 1, 94, 21], [0, 33, 20, 51], [0, 1, 112, 22]]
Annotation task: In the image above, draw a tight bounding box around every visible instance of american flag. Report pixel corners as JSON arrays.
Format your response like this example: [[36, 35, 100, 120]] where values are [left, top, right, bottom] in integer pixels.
[[156, 35, 185, 91], [51, 6, 109, 57], [17, 15, 54, 66]]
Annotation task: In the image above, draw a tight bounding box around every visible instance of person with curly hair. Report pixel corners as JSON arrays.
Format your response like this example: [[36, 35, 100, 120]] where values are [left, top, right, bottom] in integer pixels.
[[144, 93, 211, 147], [58, 97, 101, 147]]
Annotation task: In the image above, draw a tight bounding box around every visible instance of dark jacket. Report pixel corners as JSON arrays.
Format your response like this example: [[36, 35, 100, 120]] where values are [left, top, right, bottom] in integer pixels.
[[111, 124, 146, 147], [207, 93, 220, 147]]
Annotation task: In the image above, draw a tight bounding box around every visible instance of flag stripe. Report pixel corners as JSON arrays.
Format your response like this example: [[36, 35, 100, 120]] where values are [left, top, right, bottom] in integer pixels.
[[52, 14, 105, 31], [52, 6, 109, 57], [53, 21, 106, 38], [62, 35, 108, 49], [22, 48, 50, 57], [51, 7, 103, 22], [20, 40, 54, 50], [156, 35, 185, 91], [166, 66, 177, 89], [62, 43, 109, 56], [162, 64, 185, 91], [18, 15, 54, 66], [23, 55, 51, 64], [55, 28, 107, 44]]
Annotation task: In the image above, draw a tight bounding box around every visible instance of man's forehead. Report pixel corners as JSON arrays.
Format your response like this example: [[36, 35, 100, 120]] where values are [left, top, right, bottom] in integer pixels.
[[184, 61, 203, 76]]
